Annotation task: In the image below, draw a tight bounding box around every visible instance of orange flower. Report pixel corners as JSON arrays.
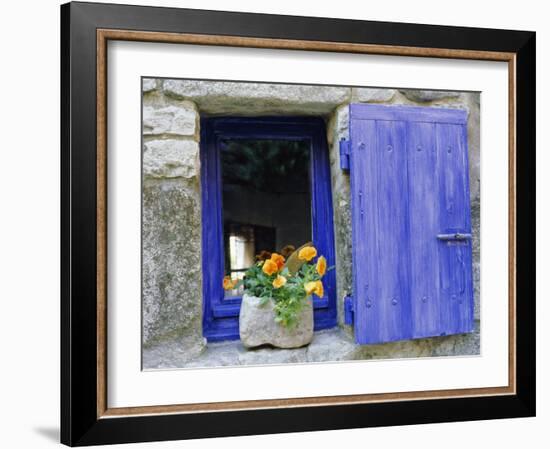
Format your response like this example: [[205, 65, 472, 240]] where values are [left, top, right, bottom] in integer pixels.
[[262, 259, 278, 276], [272, 275, 287, 289], [270, 253, 285, 270], [298, 246, 317, 262], [304, 280, 324, 297], [316, 256, 327, 277], [222, 276, 238, 291]]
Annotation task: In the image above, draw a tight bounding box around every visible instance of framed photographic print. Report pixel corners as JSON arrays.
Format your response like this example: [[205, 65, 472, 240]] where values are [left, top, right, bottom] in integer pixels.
[[60, 1, 536, 446]]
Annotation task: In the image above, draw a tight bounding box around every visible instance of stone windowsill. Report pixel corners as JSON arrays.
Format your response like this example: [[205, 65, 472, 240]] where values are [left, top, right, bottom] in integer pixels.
[[142, 321, 480, 370]]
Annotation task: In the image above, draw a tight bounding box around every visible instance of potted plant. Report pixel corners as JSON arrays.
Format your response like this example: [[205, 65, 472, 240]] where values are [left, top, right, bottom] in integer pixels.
[[223, 243, 328, 349]]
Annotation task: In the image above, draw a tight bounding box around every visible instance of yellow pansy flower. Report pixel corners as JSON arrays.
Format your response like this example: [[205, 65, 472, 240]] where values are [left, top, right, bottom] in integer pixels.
[[314, 280, 324, 297], [298, 246, 317, 262], [272, 275, 287, 289], [304, 281, 316, 295], [316, 256, 327, 277], [304, 280, 324, 297]]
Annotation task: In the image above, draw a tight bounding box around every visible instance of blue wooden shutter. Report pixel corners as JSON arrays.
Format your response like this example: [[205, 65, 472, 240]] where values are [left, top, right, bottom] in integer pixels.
[[348, 104, 474, 344]]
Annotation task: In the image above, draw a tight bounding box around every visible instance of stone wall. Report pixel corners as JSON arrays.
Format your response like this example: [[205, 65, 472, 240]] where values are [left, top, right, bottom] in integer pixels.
[[142, 78, 480, 365], [142, 82, 205, 361]]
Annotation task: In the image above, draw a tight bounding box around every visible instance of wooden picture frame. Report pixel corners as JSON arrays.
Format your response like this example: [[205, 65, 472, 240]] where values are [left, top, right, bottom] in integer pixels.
[[61, 1, 535, 446]]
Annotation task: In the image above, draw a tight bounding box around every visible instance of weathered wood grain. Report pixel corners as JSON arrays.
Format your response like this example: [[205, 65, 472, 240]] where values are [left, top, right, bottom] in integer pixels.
[[349, 104, 474, 344]]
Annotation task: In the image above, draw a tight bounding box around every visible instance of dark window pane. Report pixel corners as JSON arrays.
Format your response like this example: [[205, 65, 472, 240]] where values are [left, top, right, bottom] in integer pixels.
[[221, 139, 312, 296]]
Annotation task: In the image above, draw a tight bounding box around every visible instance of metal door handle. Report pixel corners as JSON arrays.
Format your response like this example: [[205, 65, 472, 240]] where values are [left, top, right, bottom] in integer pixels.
[[436, 233, 472, 241]]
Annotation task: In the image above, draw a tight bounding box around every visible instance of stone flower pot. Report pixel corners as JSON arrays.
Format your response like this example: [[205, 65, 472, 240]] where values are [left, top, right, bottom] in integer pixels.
[[239, 294, 314, 349]]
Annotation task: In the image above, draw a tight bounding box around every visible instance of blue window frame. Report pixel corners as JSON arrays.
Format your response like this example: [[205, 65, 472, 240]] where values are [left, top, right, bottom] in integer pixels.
[[201, 116, 337, 342]]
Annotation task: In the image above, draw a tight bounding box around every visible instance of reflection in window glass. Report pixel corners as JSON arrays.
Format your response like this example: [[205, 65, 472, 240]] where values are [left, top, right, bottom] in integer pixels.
[[221, 139, 312, 297]]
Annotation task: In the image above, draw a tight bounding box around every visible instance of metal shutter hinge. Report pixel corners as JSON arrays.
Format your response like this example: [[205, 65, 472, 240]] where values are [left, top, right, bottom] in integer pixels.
[[340, 138, 351, 171], [344, 295, 354, 325]]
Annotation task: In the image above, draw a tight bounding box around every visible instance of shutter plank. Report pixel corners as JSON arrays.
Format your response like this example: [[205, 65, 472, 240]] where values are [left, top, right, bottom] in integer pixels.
[[407, 122, 442, 338], [350, 119, 378, 343], [436, 123, 474, 335], [351, 119, 412, 344]]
